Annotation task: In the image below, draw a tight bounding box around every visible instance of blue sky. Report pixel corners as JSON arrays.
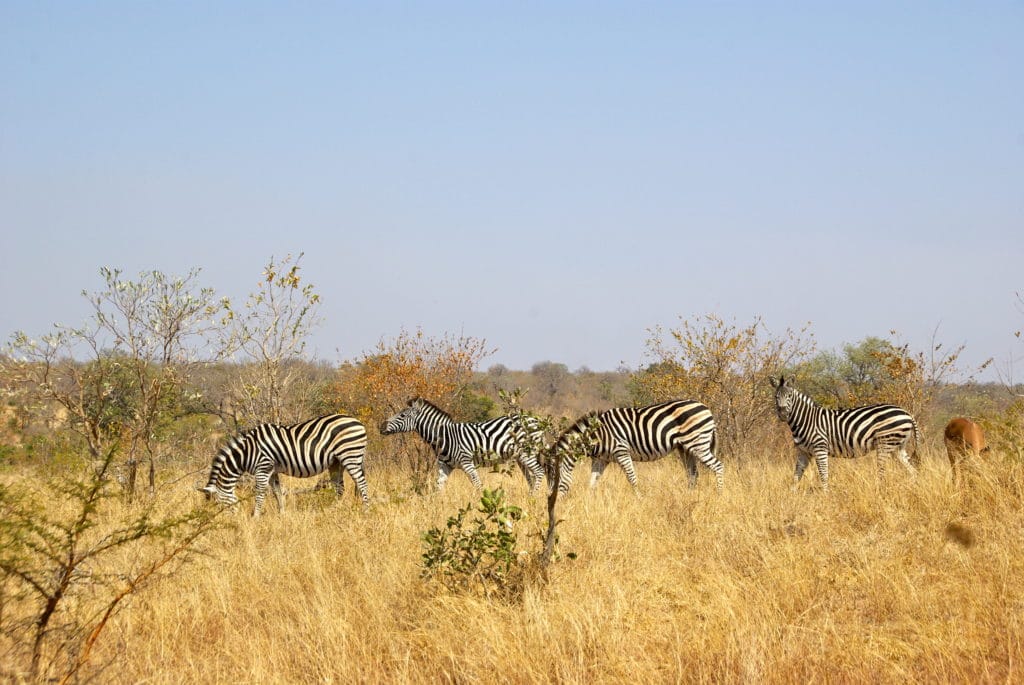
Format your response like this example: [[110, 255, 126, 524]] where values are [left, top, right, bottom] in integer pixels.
[[2, 3, 1022, 376]]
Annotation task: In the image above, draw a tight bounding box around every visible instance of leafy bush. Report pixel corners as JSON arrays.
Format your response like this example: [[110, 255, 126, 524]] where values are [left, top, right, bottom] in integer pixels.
[[982, 397, 1024, 462], [421, 488, 524, 599], [330, 328, 494, 486]]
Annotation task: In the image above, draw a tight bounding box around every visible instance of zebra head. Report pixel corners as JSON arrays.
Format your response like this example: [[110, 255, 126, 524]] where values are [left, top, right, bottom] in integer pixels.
[[197, 442, 243, 507], [197, 481, 239, 507], [770, 375, 797, 422], [380, 398, 425, 435]]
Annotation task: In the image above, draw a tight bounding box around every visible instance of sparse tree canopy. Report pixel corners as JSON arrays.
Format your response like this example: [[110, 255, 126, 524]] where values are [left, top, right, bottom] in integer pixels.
[[5, 267, 223, 497], [634, 313, 817, 458], [218, 253, 322, 427]]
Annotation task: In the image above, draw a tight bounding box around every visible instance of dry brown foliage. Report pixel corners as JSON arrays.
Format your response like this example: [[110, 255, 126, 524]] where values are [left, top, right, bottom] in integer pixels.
[[635, 313, 817, 460]]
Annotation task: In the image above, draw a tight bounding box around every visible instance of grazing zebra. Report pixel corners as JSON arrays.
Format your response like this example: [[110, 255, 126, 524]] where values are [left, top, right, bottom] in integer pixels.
[[199, 414, 369, 515], [770, 375, 919, 490], [380, 398, 545, 492], [549, 400, 722, 494]]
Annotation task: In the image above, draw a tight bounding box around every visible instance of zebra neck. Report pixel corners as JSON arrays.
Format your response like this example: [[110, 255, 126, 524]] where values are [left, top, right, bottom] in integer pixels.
[[205, 453, 229, 487], [416, 407, 456, 449], [790, 393, 826, 430], [215, 460, 244, 486], [216, 440, 253, 481]]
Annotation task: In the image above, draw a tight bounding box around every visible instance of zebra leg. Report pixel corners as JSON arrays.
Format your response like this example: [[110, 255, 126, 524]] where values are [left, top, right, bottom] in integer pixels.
[[689, 446, 725, 492], [876, 449, 889, 482], [269, 472, 286, 513], [517, 459, 532, 486], [680, 449, 698, 488], [612, 449, 639, 489], [461, 456, 484, 489], [436, 462, 454, 490], [812, 450, 829, 491], [793, 449, 810, 484], [518, 457, 544, 495], [253, 468, 273, 517], [896, 447, 917, 477], [340, 458, 370, 506], [588, 459, 610, 489], [328, 460, 346, 497]]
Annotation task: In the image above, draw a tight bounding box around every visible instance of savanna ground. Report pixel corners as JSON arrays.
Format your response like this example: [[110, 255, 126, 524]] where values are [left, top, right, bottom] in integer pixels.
[[8, 445, 1021, 684]]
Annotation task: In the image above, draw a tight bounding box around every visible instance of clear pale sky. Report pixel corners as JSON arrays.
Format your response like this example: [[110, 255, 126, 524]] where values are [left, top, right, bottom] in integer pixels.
[[2, 3, 1022, 376]]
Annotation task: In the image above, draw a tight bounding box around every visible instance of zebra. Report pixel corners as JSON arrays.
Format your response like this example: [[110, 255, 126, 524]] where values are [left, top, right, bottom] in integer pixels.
[[549, 399, 722, 494], [380, 398, 545, 492], [769, 375, 919, 490], [199, 414, 369, 515]]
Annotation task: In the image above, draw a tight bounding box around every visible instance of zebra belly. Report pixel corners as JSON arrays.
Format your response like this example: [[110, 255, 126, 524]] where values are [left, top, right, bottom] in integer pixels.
[[823, 438, 869, 459], [602, 444, 674, 462], [274, 458, 331, 478], [439, 441, 509, 464]]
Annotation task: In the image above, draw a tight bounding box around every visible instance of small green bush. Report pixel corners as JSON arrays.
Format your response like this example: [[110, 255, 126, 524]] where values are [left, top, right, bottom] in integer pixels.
[[421, 488, 523, 599]]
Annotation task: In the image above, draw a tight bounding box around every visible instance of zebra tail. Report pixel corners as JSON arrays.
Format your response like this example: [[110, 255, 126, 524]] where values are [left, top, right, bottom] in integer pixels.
[[911, 420, 921, 467]]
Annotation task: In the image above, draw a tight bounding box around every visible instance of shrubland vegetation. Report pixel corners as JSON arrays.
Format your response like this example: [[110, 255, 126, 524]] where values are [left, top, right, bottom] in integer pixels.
[[1, 263, 1022, 682]]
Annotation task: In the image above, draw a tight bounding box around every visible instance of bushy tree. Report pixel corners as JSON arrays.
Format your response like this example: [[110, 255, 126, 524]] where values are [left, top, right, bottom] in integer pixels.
[[334, 328, 493, 426], [330, 328, 493, 486], [632, 314, 817, 459], [531, 361, 573, 405]]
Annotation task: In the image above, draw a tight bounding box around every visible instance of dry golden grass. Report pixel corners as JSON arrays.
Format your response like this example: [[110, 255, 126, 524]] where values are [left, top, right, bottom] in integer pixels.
[[14, 449, 1024, 683]]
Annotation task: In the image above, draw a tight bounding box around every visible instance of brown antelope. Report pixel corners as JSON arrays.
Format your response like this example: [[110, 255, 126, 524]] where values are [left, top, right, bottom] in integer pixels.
[[943, 417, 988, 482]]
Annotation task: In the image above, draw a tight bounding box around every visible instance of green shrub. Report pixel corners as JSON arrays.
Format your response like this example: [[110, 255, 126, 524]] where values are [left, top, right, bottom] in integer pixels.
[[421, 488, 524, 599]]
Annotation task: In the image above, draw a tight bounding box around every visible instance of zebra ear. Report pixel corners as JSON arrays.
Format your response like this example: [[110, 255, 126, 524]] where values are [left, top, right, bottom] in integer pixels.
[[406, 397, 416, 407], [769, 376, 779, 389]]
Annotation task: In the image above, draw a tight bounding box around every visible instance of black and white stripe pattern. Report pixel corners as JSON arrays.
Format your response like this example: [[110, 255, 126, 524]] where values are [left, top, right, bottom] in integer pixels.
[[770, 375, 919, 489], [199, 414, 369, 515], [380, 398, 545, 492], [550, 399, 722, 494]]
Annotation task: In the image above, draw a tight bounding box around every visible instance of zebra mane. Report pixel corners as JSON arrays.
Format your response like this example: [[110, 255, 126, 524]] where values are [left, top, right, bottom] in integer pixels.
[[221, 430, 249, 453], [409, 397, 453, 419], [787, 384, 818, 405], [204, 430, 250, 486]]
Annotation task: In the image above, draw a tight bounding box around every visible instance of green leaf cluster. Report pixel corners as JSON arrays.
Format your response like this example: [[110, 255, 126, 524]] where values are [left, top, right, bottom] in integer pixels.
[[421, 488, 524, 599]]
